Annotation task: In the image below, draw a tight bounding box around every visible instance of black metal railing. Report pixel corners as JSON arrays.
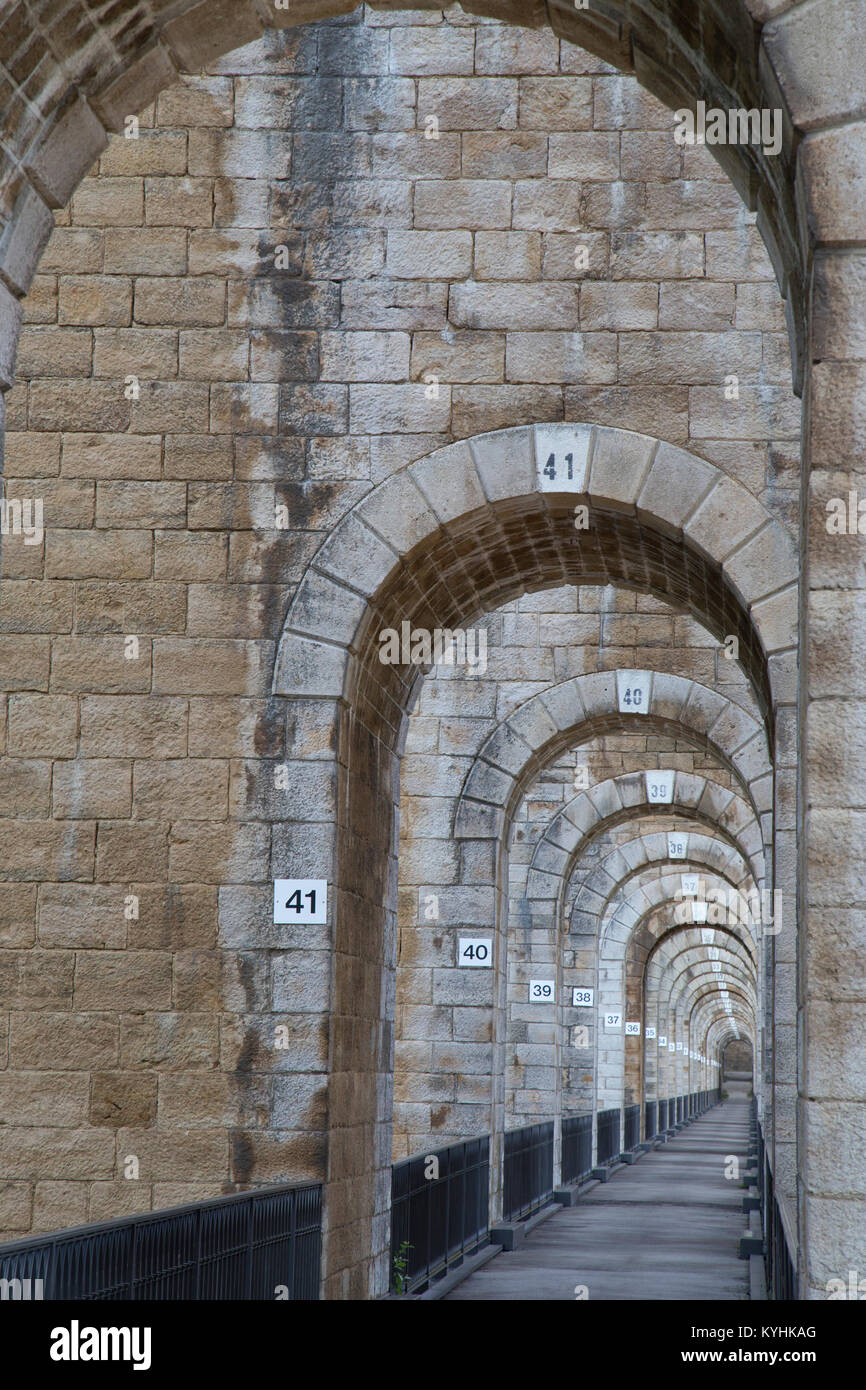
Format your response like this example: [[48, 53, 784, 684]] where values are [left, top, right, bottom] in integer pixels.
[[624, 1103, 640, 1150], [0, 1183, 322, 1300], [645, 1100, 657, 1140], [757, 1126, 797, 1301], [561, 1114, 593, 1185], [771, 1194, 797, 1300], [390, 1136, 489, 1296], [596, 1108, 620, 1164], [503, 1122, 554, 1222]]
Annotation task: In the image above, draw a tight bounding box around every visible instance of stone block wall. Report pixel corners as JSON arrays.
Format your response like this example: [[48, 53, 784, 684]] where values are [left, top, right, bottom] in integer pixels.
[[0, 8, 796, 1279]]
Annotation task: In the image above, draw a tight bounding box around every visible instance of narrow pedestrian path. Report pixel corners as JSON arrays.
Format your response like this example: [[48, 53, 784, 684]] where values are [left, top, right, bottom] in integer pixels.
[[445, 1099, 752, 1300]]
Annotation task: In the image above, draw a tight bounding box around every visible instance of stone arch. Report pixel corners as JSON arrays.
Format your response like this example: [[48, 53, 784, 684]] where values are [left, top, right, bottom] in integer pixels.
[[677, 968, 758, 1054], [653, 930, 759, 1079], [650, 931, 759, 1099], [0, 2, 858, 1303], [453, 668, 773, 846], [455, 674, 772, 1138], [570, 830, 757, 927], [598, 866, 763, 956], [275, 424, 798, 723], [499, 764, 765, 1127], [515, 771, 765, 1116], [522, 770, 767, 905], [649, 929, 759, 1038], [711, 1023, 755, 1083]]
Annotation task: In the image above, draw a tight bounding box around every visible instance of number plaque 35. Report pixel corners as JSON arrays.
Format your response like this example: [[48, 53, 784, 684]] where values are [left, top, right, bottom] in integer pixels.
[[274, 879, 327, 924]]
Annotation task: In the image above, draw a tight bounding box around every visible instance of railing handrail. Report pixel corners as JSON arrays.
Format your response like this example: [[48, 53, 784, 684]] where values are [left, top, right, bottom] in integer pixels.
[[0, 1179, 322, 1258], [392, 1134, 486, 1171], [0, 1180, 323, 1302]]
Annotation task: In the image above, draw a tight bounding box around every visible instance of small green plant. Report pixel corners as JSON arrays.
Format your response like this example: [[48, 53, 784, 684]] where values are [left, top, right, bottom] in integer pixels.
[[721, 1089, 729, 1099], [393, 1241, 413, 1295]]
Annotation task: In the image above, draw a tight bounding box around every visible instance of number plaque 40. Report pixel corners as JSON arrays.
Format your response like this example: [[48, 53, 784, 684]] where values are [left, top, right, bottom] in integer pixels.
[[458, 938, 492, 967]]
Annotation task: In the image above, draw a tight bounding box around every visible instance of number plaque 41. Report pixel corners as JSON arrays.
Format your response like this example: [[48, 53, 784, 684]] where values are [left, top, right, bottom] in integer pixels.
[[274, 879, 327, 924], [535, 426, 591, 493]]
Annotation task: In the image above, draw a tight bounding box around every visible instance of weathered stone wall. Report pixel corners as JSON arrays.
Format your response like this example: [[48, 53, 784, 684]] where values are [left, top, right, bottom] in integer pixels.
[[723, 1037, 753, 1075], [0, 11, 797, 1245]]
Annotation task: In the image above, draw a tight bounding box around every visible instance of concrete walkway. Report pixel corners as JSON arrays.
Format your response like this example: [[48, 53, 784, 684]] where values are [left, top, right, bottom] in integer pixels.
[[445, 1100, 752, 1301]]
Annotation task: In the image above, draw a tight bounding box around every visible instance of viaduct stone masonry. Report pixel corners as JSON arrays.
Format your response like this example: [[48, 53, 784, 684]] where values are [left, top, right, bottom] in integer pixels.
[[0, 0, 862, 1302]]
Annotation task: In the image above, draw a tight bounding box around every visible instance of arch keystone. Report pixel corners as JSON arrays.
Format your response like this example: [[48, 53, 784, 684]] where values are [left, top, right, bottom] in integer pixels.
[[532, 422, 592, 491]]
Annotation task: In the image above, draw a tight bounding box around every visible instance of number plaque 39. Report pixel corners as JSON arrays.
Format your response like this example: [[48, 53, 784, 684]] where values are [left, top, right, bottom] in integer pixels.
[[530, 980, 555, 1001], [274, 879, 327, 924]]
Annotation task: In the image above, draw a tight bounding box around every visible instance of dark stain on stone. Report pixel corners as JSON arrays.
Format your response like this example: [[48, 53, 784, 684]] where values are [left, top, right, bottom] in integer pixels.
[[231, 1129, 256, 1187]]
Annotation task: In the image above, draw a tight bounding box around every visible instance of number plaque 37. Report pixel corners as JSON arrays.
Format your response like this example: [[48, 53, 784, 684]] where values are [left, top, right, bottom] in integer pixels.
[[274, 879, 327, 924]]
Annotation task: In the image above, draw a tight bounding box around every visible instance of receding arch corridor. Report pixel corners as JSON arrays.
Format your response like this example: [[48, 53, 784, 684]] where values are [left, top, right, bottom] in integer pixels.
[[445, 1100, 752, 1301]]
